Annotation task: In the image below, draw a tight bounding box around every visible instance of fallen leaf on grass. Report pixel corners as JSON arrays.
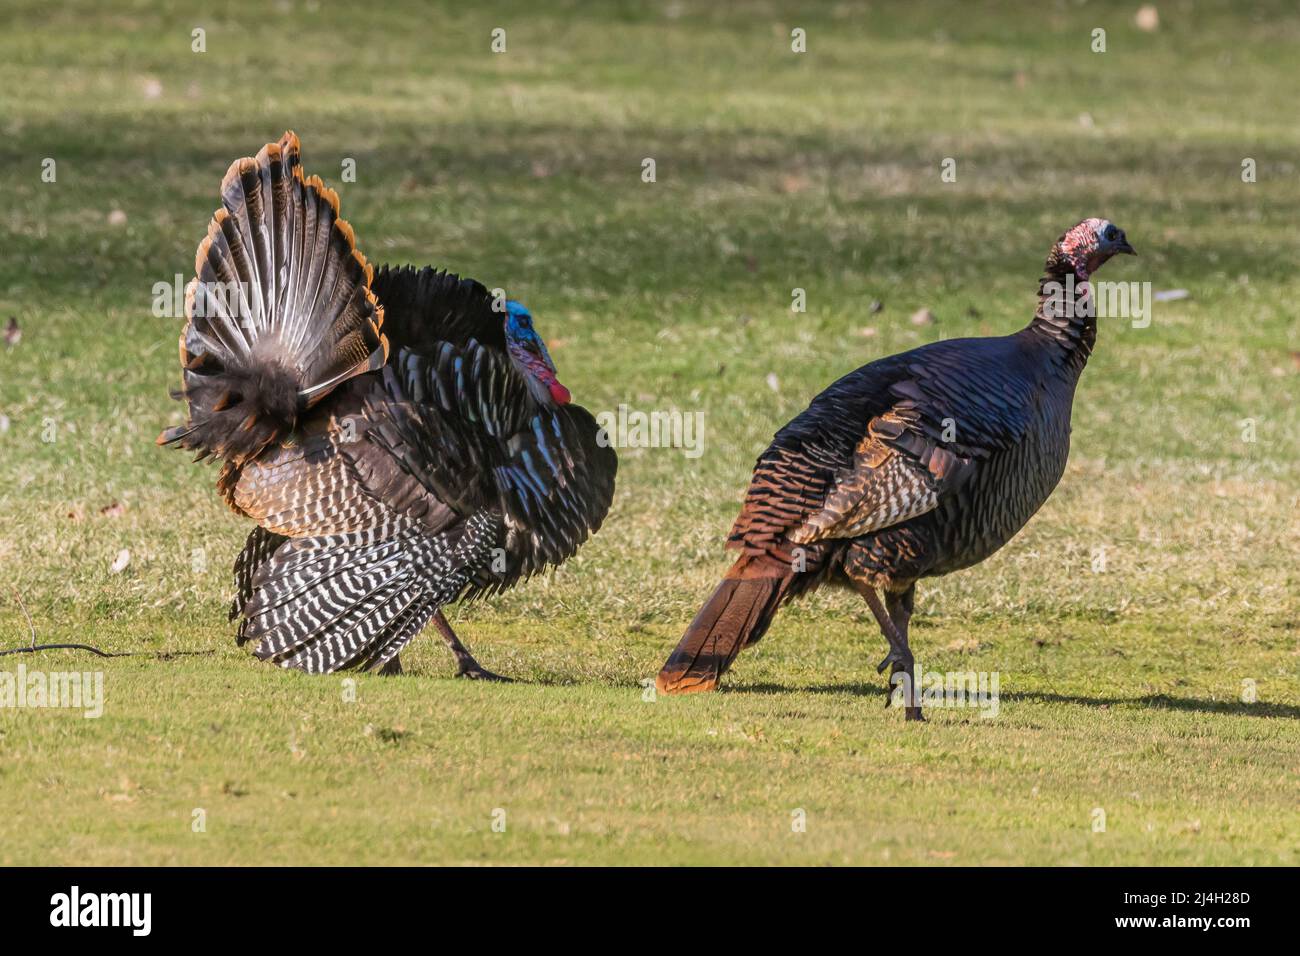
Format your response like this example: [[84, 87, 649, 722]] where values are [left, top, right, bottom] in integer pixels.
[[779, 172, 810, 194]]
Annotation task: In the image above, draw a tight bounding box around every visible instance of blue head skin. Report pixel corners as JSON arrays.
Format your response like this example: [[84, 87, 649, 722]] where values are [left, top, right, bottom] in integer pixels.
[[503, 300, 570, 406]]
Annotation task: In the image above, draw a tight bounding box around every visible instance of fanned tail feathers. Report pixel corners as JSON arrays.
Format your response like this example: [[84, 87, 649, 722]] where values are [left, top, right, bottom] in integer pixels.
[[158, 131, 388, 465]]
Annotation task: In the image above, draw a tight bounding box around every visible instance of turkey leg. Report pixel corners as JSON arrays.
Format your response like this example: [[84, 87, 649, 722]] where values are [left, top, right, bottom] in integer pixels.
[[856, 582, 923, 721], [433, 610, 513, 682], [884, 585, 918, 715]]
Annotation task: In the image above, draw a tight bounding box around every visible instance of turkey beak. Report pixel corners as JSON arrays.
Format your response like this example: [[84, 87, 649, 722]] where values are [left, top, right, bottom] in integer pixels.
[[1117, 239, 1136, 256]]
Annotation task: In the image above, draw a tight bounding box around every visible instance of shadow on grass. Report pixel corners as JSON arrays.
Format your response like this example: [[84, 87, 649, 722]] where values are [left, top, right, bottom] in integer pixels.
[[1006, 691, 1300, 721], [736, 683, 1300, 719]]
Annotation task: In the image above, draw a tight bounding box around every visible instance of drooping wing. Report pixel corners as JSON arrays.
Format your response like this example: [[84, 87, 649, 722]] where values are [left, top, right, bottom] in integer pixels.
[[224, 411, 495, 672], [729, 339, 1033, 553], [366, 343, 617, 598]]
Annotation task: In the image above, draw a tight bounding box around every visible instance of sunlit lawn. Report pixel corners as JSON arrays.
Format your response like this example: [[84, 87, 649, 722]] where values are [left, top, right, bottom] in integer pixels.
[[0, 0, 1296, 865]]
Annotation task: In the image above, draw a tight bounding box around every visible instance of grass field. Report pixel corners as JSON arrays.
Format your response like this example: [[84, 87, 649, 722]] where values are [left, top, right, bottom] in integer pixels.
[[0, 0, 1296, 865]]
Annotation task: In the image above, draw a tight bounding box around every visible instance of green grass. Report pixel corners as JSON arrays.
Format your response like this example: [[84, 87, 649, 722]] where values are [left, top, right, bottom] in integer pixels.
[[0, 0, 1297, 865]]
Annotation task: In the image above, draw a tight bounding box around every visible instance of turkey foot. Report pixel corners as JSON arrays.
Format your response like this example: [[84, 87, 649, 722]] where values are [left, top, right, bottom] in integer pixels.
[[882, 653, 924, 720], [876, 648, 907, 675], [455, 661, 514, 682], [434, 610, 514, 683], [889, 667, 925, 721]]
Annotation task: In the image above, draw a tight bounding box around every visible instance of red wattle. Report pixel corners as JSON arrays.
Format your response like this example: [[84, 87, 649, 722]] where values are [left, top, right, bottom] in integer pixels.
[[549, 380, 572, 405]]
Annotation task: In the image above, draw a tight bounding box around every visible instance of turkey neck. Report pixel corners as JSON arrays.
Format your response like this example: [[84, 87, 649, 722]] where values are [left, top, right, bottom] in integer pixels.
[[1021, 257, 1098, 380]]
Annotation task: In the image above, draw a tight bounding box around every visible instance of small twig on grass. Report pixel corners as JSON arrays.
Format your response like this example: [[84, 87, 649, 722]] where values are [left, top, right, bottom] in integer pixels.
[[0, 589, 214, 660], [17, 589, 34, 649]]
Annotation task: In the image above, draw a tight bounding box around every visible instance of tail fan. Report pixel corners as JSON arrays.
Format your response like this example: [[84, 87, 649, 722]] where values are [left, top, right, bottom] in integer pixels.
[[158, 131, 388, 465], [655, 555, 794, 695], [237, 511, 500, 673]]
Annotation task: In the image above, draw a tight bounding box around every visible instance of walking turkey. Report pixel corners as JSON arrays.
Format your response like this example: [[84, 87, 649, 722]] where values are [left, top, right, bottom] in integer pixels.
[[655, 218, 1135, 718], [160, 132, 616, 676]]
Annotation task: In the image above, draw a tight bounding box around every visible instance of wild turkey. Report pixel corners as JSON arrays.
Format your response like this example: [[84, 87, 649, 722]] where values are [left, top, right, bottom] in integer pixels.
[[656, 218, 1135, 718], [160, 132, 617, 676]]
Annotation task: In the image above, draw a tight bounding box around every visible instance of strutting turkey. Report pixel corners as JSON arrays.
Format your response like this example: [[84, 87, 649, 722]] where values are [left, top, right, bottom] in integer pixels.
[[656, 218, 1135, 718], [160, 132, 617, 676]]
